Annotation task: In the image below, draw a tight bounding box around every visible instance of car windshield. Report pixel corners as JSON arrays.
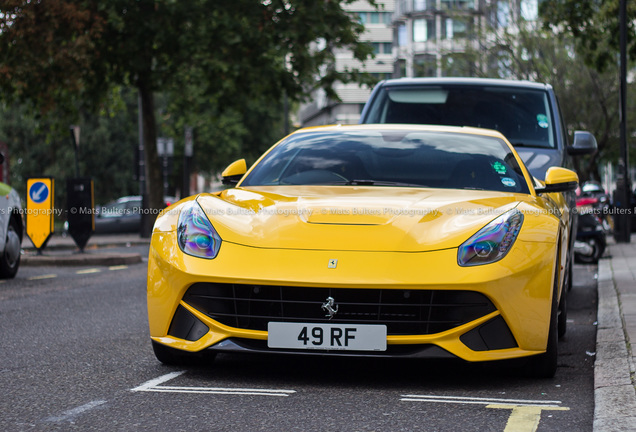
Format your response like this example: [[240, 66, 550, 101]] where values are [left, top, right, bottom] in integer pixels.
[[364, 85, 556, 149], [241, 129, 530, 194]]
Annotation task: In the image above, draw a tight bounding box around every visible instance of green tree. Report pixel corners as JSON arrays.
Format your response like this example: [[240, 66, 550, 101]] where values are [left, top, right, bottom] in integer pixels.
[[540, 0, 636, 72], [0, 89, 140, 211], [0, 0, 374, 234]]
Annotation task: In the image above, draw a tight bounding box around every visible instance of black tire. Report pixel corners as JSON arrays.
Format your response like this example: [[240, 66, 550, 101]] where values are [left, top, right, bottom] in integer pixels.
[[0, 217, 21, 279], [575, 238, 603, 264], [151, 340, 216, 366], [558, 288, 567, 339], [565, 256, 573, 292]]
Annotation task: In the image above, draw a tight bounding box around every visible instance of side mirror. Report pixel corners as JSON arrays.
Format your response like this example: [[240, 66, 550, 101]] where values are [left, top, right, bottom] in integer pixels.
[[567, 131, 597, 156], [221, 159, 247, 186], [535, 167, 579, 194]]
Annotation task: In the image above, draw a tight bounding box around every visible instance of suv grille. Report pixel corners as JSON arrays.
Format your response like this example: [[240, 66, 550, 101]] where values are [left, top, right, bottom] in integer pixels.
[[182, 283, 495, 336]]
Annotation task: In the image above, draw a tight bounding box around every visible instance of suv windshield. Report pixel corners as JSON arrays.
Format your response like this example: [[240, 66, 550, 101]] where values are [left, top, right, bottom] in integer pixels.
[[364, 85, 555, 149], [241, 129, 530, 194]]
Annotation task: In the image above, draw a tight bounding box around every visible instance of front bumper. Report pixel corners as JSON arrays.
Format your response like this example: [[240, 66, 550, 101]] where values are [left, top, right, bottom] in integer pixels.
[[147, 231, 557, 362]]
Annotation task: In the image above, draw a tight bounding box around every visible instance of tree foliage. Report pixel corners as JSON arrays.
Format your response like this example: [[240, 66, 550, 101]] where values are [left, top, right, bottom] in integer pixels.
[[0, 89, 139, 208], [0, 0, 375, 232], [540, 0, 636, 72]]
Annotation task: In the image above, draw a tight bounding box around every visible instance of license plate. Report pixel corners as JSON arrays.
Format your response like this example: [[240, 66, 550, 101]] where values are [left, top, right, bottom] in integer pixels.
[[267, 322, 387, 351]]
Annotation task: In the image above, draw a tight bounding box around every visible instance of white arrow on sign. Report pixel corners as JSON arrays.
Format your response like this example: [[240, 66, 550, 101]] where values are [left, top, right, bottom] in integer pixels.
[[31, 184, 48, 201]]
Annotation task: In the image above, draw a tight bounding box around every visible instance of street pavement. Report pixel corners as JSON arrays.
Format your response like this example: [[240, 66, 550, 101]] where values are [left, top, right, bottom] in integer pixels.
[[18, 231, 636, 431], [21, 233, 148, 266], [594, 234, 636, 431]]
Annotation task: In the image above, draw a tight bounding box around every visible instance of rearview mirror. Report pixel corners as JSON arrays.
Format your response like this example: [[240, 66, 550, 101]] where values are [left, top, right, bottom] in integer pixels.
[[535, 167, 579, 194], [567, 131, 597, 156], [221, 159, 247, 186]]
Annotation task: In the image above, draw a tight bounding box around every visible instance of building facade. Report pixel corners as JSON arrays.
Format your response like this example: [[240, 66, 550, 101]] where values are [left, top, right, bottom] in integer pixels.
[[298, 1, 395, 127]]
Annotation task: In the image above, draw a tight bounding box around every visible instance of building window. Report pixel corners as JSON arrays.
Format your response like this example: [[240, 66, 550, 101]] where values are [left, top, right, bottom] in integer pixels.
[[414, 0, 432, 11], [356, 11, 392, 26], [398, 24, 408, 46], [442, 53, 473, 76], [444, 18, 469, 39], [497, 1, 510, 28], [395, 59, 407, 78], [372, 42, 392, 55], [414, 55, 436, 77], [521, 0, 538, 21], [371, 72, 393, 80], [441, 0, 476, 10], [414, 18, 435, 42]]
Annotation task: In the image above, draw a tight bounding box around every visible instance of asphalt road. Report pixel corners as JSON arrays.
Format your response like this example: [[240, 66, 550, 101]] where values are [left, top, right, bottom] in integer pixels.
[[0, 248, 598, 432]]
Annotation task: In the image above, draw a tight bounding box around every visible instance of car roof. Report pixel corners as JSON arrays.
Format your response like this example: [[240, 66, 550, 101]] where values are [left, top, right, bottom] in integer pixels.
[[375, 77, 551, 92], [293, 123, 509, 140]]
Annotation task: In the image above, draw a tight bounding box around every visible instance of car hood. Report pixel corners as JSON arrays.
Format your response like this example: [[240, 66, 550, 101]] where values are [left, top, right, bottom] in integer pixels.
[[192, 186, 526, 252]]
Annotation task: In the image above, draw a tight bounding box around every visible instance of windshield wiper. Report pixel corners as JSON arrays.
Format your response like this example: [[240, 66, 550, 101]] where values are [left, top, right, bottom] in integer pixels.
[[346, 179, 422, 187], [510, 142, 550, 149]]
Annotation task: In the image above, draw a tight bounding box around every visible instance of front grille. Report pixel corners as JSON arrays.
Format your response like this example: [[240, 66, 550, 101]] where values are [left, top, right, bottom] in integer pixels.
[[183, 283, 496, 336]]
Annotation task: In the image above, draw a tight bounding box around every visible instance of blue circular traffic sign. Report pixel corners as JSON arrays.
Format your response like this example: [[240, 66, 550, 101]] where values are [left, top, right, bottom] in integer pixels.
[[29, 181, 49, 204]]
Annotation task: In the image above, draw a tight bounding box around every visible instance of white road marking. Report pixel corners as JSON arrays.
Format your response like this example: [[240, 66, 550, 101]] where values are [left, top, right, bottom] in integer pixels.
[[131, 371, 296, 397], [401, 394, 562, 407], [131, 371, 186, 391], [44, 400, 107, 422], [109, 265, 128, 271]]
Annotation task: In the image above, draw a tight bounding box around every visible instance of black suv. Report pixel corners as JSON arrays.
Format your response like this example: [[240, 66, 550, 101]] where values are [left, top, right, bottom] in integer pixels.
[[359, 77, 596, 180]]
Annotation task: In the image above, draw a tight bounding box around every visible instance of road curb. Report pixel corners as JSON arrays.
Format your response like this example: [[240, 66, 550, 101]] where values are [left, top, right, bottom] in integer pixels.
[[20, 252, 142, 267], [593, 258, 636, 431]]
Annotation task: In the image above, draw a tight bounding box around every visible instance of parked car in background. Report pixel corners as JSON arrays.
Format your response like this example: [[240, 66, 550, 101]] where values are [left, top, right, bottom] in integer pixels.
[[0, 154, 23, 278], [62, 195, 177, 235], [94, 195, 177, 234], [360, 77, 597, 179]]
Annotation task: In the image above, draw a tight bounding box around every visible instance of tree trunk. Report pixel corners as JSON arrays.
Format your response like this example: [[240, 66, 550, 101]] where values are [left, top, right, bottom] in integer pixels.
[[138, 81, 164, 238]]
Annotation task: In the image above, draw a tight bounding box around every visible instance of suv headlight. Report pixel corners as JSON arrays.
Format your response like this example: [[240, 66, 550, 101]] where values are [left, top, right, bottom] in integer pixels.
[[177, 201, 222, 259], [457, 209, 523, 266]]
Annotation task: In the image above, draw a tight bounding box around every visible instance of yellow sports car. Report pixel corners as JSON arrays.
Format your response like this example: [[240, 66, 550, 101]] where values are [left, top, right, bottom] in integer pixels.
[[147, 124, 578, 378]]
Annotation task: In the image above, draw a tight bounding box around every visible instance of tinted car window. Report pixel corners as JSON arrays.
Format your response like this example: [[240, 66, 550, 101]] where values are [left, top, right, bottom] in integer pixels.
[[242, 130, 530, 194], [364, 85, 555, 150]]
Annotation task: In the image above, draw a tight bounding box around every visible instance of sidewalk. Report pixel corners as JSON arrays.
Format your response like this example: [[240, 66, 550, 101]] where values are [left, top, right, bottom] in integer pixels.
[[20, 233, 150, 266], [594, 234, 636, 431]]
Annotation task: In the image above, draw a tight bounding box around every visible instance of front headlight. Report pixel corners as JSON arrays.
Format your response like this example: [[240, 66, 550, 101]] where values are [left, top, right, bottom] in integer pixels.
[[177, 201, 222, 259], [457, 209, 523, 267]]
